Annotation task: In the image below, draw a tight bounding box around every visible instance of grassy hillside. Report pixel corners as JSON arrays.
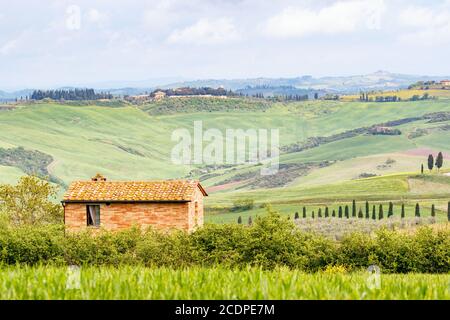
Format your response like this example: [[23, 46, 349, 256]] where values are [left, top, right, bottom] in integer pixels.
[[1, 98, 450, 223]]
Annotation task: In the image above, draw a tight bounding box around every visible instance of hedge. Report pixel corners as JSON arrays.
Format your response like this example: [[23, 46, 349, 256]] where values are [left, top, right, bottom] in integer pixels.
[[0, 213, 448, 273]]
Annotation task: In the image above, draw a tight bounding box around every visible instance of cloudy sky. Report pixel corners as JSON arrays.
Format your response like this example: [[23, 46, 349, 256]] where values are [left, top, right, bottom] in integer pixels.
[[1, 0, 450, 90]]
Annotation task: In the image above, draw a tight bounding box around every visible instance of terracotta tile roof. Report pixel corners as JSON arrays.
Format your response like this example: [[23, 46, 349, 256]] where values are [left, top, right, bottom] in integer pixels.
[[63, 179, 207, 203]]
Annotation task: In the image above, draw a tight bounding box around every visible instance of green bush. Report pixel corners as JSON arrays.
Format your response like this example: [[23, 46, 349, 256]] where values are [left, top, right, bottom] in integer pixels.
[[337, 232, 376, 269], [190, 223, 248, 266], [367, 229, 422, 273], [231, 198, 254, 212], [63, 228, 143, 266], [0, 225, 65, 265], [337, 227, 450, 273], [241, 212, 300, 268], [135, 229, 192, 267], [413, 227, 450, 273]]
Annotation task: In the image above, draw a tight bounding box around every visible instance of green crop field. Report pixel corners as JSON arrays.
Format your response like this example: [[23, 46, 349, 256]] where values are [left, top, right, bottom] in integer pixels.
[[1, 98, 450, 223], [0, 266, 448, 300]]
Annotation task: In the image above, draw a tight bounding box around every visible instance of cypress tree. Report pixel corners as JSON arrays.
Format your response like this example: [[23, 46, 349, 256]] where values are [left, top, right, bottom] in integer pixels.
[[388, 202, 394, 217], [401, 204, 405, 219], [325, 207, 329, 218], [237, 216, 242, 224], [295, 212, 299, 220], [332, 209, 336, 217], [352, 200, 356, 218], [431, 204, 435, 217], [421, 164, 424, 174], [428, 154, 434, 172], [318, 208, 322, 218], [415, 203, 420, 217], [436, 152, 443, 172], [358, 208, 363, 218], [379, 204, 384, 220], [248, 216, 253, 225], [312, 211, 315, 219], [338, 206, 343, 218], [302, 207, 306, 218], [365, 201, 369, 218], [372, 205, 376, 220], [345, 205, 349, 219]]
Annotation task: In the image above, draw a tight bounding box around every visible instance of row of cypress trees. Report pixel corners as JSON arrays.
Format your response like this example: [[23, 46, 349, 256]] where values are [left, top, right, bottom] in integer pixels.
[[237, 201, 450, 224], [292, 200, 450, 220]]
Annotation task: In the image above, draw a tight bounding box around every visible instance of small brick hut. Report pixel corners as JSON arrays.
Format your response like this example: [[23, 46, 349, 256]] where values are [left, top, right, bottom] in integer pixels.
[[62, 174, 207, 233]]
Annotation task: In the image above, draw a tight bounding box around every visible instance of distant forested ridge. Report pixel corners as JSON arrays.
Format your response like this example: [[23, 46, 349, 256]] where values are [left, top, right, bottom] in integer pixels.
[[31, 89, 113, 101]]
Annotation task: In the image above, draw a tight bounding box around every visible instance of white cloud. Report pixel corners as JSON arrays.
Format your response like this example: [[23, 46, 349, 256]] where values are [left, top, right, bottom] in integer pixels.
[[399, 5, 450, 45], [167, 18, 240, 45], [0, 39, 18, 55], [143, 6, 177, 31], [0, 30, 30, 55], [142, 0, 198, 32], [399, 7, 437, 28], [86, 8, 108, 25], [264, 0, 385, 38]]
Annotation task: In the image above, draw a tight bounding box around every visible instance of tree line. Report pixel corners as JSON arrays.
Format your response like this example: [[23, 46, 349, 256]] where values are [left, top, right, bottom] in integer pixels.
[[251, 92, 321, 101], [359, 92, 432, 102], [408, 80, 449, 90], [237, 200, 450, 224], [152, 87, 234, 97], [31, 89, 113, 101]]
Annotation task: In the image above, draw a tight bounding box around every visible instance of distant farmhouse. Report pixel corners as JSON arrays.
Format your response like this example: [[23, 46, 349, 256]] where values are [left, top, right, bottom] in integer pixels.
[[153, 91, 166, 101], [440, 80, 450, 87], [62, 174, 207, 233]]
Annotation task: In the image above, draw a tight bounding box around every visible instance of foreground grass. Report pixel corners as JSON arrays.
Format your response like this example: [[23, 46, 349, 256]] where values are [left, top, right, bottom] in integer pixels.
[[0, 266, 448, 300]]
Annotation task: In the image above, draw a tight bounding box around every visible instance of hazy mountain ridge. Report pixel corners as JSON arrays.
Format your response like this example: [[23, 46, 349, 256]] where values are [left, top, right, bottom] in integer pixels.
[[163, 71, 447, 93], [1, 71, 448, 100], [0, 89, 35, 102]]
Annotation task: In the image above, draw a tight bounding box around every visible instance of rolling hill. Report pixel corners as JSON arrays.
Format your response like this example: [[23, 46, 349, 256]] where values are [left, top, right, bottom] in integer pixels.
[[1, 95, 450, 223]]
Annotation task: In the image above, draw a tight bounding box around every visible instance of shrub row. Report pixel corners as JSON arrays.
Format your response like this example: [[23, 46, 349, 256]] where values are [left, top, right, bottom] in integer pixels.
[[0, 213, 448, 273]]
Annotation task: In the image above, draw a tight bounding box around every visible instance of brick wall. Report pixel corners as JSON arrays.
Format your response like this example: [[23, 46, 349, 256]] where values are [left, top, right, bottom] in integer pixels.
[[188, 187, 204, 231], [64, 201, 199, 233]]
